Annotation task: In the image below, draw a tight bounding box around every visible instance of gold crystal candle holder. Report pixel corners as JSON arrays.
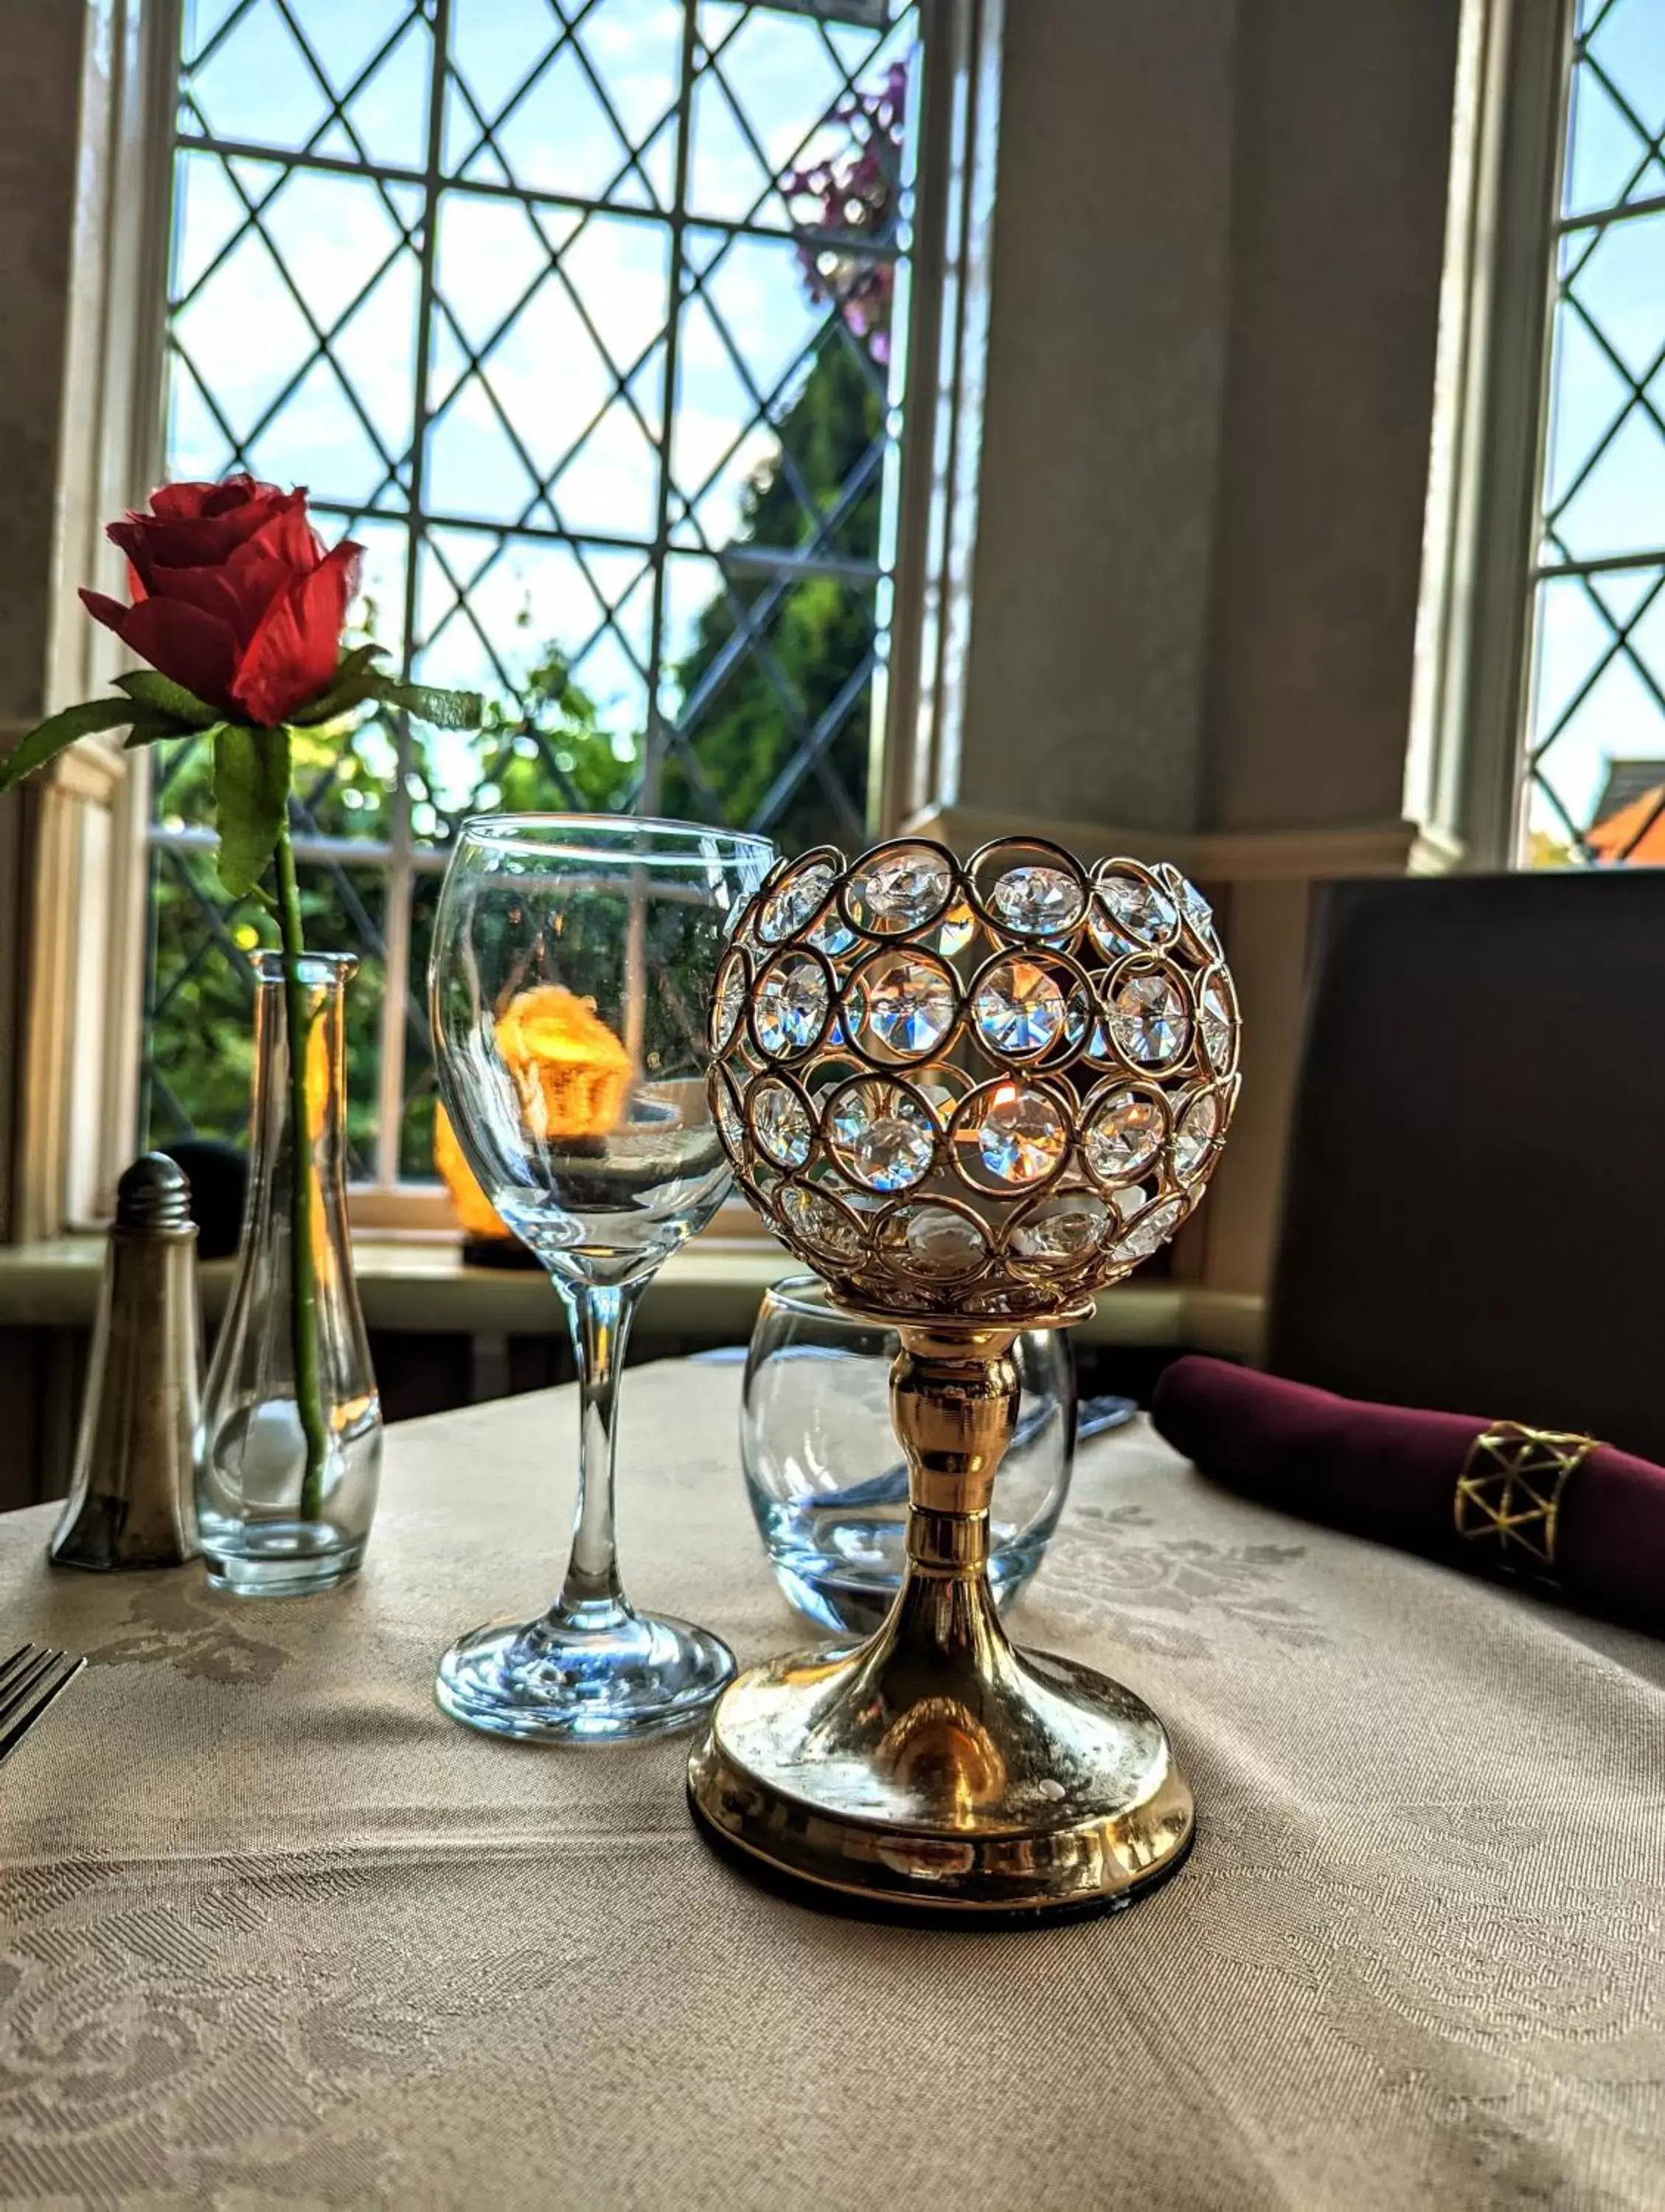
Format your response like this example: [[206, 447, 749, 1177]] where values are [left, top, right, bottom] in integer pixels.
[[688, 835, 1242, 1919]]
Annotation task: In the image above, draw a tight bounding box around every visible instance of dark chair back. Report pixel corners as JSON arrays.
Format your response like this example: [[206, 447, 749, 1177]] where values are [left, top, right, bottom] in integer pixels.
[[1265, 869, 1665, 1462]]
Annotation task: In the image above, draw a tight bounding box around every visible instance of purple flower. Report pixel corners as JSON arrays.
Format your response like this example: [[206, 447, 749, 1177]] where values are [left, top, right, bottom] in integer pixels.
[[783, 58, 909, 358]]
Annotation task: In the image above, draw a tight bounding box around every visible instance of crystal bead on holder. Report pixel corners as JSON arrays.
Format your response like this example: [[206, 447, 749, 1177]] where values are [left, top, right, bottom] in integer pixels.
[[705, 836, 1239, 1324], [689, 835, 1242, 1923]]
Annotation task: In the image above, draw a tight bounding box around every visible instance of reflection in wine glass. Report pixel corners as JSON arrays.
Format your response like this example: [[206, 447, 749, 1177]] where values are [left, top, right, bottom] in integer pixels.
[[430, 815, 774, 1740]]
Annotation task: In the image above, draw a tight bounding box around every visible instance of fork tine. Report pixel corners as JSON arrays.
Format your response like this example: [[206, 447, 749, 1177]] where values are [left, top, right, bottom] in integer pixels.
[[0, 1646, 61, 1728], [0, 1645, 36, 1694], [0, 1652, 85, 1767]]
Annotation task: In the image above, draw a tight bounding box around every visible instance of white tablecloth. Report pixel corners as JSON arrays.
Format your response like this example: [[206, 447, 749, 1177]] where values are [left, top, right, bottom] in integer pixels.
[[1, 1359, 1661, 2208]]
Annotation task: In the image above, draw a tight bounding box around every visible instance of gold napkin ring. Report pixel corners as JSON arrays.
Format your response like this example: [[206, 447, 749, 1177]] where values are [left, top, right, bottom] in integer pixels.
[[1454, 1421, 1599, 1578]]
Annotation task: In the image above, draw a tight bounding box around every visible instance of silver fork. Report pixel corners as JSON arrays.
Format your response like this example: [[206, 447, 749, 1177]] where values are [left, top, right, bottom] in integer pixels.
[[0, 1644, 86, 1767]]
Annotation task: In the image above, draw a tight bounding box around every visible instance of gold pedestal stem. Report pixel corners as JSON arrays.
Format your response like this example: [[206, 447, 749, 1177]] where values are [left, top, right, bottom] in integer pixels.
[[880, 1322, 1024, 1683], [689, 1312, 1195, 1917]]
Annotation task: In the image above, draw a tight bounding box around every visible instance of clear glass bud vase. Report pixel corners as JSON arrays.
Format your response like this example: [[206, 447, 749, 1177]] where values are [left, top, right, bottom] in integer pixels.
[[196, 951, 381, 1594]]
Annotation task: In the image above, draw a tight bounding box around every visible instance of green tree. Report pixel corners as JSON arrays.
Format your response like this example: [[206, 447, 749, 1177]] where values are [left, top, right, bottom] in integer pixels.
[[660, 331, 883, 852]]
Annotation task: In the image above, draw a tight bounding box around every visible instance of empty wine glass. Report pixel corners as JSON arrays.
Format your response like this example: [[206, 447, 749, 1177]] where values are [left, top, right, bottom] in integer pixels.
[[430, 815, 774, 1741]]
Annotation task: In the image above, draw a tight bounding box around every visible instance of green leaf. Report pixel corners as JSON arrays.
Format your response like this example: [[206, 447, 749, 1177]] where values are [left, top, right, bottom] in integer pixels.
[[288, 672, 385, 728], [114, 669, 222, 728], [336, 641, 388, 679], [375, 681, 482, 732], [212, 724, 291, 900], [122, 710, 194, 751], [285, 645, 395, 727], [0, 698, 139, 791]]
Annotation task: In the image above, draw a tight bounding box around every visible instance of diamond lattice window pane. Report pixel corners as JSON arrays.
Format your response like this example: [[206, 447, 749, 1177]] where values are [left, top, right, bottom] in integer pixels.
[[411, 529, 650, 835], [153, 0, 922, 1178], [1524, 1, 1665, 868], [662, 554, 875, 846], [184, 2, 340, 150], [1565, 0, 1665, 217], [673, 229, 887, 561], [170, 159, 421, 512], [184, 0, 435, 167], [692, 5, 872, 230], [1526, 565, 1665, 861], [1544, 206, 1665, 563]]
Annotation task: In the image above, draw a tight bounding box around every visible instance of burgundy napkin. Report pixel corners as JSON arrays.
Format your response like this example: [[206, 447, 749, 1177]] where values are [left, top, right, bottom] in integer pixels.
[[1151, 1356, 1665, 1636]]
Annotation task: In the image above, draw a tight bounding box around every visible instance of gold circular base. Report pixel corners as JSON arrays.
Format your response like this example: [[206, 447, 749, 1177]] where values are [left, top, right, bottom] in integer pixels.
[[687, 1638, 1195, 1920]]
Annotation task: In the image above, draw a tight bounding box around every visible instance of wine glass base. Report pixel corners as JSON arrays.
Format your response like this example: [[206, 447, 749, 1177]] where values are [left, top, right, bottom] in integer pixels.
[[435, 1611, 737, 1743]]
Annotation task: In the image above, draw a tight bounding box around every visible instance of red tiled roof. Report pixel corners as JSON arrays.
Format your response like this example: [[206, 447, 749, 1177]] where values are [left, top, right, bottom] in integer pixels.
[[1588, 783, 1665, 862]]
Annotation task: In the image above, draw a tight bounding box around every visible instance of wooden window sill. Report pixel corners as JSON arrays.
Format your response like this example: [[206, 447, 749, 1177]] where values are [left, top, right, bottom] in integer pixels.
[[0, 1231, 1262, 1354]]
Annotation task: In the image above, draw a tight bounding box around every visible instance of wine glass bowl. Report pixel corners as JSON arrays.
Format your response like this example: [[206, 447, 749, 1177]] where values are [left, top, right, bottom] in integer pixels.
[[429, 815, 774, 1742]]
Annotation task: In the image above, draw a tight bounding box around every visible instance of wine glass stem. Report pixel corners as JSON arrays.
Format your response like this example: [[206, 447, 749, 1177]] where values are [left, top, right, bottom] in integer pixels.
[[552, 1279, 642, 1630]]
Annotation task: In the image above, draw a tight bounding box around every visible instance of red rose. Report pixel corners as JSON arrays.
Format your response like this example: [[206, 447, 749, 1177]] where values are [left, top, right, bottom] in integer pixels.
[[81, 475, 362, 727]]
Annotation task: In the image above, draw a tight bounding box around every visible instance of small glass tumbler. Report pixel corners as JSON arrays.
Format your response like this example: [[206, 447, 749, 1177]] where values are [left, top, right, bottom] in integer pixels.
[[742, 1276, 1078, 1634]]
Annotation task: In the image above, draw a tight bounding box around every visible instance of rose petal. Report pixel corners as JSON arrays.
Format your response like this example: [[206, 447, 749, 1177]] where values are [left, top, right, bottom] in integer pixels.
[[229, 498, 324, 577], [147, 481, 222, 521], [108, 519, 161, 593], [145, 562, 259, 644], [120, 595, 242, 715], [218, 507, 324, 646], [111, 485, 306, 571], [80, 588, 133, 636], [230, 538, 360, 726], [204, 473, 285, 518]]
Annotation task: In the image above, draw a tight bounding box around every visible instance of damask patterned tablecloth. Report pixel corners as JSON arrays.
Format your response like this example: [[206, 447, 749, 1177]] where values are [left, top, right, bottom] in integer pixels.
[[1, 1358, 1661, 2210]]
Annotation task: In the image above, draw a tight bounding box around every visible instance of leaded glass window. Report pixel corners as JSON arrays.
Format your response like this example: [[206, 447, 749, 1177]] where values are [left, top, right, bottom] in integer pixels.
[[1523, 0, 1665, 865], [144, 0, 920, 1183]]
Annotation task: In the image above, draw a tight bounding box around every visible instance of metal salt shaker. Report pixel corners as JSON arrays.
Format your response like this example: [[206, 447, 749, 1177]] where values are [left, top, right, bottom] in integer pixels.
[[49, 1154, 202, 1570]]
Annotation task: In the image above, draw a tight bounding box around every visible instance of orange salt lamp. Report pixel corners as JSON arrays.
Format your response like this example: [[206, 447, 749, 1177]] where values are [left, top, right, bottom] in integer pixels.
[[496, 984, 632, 1144], [435, 986, 633, 1253]]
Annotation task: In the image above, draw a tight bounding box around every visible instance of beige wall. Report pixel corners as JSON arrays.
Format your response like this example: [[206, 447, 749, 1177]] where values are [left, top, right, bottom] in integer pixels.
[[1201, 0, 1465, 835], [0, 0, 161, 1244], [945, 0, 1463, 848], [0, 0, 88, 732], [954, 0, 1235, 834], [0, 1, 91, 1245]]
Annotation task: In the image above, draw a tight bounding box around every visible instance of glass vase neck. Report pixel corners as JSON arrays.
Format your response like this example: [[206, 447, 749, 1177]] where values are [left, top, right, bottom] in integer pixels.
[[251, 948, 359, 990]]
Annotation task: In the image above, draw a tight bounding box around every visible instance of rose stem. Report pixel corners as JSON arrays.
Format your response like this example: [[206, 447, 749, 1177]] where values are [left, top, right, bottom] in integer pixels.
[[274, 818, 329, 1524]]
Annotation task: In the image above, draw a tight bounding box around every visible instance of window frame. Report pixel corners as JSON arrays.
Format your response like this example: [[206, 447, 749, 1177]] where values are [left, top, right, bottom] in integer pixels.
[[1411, 0, 1665, 871], [1407, 0, 1577, 870]]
